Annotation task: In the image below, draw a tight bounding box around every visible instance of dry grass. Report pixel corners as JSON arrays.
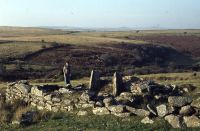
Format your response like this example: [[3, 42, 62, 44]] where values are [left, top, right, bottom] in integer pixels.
[[0, 34, 146, 46], [0, 42, 51, 58], [13, 106, 31, 121], [138, 72, 200, 91], [0, 26, 66, 37]]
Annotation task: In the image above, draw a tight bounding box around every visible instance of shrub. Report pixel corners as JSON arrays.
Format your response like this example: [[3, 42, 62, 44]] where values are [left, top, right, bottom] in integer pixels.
[[12, 106, 30, 121], [50, 42, 59, 47], [32, 111, 53, 123], [100, 54, 118, 66], [41, 45, 47, 49], [0, 63, 6, 74], [15, 63, 23, 71]]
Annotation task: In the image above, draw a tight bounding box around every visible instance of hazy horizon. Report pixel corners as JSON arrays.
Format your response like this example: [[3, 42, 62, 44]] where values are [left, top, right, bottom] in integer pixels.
[[0, 0, 200, 29]]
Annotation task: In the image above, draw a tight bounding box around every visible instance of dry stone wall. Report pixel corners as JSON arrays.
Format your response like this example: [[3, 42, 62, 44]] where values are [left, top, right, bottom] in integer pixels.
[[5, 72, 200, 129]]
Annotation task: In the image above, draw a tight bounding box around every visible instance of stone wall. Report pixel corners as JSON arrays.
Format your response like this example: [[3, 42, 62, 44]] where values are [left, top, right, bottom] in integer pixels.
[[5, 73, 200, 129], [6, 80, 75, 112]]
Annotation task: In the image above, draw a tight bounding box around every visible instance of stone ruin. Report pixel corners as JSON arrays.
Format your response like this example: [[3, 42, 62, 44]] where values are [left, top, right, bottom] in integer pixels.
[[5, 71, 200, 128]]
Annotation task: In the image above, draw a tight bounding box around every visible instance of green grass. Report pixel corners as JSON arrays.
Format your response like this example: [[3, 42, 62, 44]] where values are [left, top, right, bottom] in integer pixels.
[[0, 112, 173, 131], [2, 111, 200, 131]]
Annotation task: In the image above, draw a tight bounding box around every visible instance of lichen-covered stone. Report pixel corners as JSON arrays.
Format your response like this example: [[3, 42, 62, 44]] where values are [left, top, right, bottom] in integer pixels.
[[165, 115, 182, 128], [108, 105, 125, 113], [112, 72, 124, 96], [77, 111, 88, 116], [15, 84, 31, 94], [141, 117, 154, 124], [168, 96, 192, 107], [179, 105, 195, 116], [191, 98, 200, 109], [93, 107, 110, 115], [156, 104, 168, 117], [126, 106, 150, 117], [112, 112, 131, 117], [31, 86, 43, 97], [103, 97, 115, 107], [183, 115, 200, 127]]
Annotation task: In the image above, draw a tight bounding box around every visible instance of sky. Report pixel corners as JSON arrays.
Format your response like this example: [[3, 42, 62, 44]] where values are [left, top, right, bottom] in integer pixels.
[[0, 0, 200, 29]]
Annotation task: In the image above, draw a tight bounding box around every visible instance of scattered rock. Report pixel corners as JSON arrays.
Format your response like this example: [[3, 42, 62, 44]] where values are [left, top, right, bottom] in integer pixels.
[[179, 105, 195, 116], [52, 106, 60, 112], [82, 103, 94, 108], [18, 80, 29, 84], [80, 92, 90, 102], [168, 96, 192, 107], [115, 95, 134, 105], [112, 112, 131, 117], [77, 111, 88, 116], [179, 84, 196, 93], [63, 99, 72, 106], [44, 95, 52, 101], [59, 88, 73, 94], [108, 105, 125, 113], [95, 101, 103, 107], [130, 81, 153, 94], [31, 86, 43, 97], [164, 115, 182, 128], [103, 97, 115, 107], [93, 107, 110, 115], [7, 82, 16, 86], [126, 106, 150, 117], [52, 97, 61, 103], [12, 120, 20, 125], [141, 117, 154, 124], [183, 115, 200, 127], [191, 98, 200, 109], [45, 103, 52, 111], [37, 106, 44, 110], [15, 84, 31, 94], [156, 104, 168, 117]]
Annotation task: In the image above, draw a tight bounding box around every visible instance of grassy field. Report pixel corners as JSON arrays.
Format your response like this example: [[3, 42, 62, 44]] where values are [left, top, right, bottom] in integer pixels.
[[0, 113, 179, 131], [0, 41, 52, 58]]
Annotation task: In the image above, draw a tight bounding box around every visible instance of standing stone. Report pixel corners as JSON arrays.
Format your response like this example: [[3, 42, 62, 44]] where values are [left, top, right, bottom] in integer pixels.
[[112, 72, 124, 96], [89, 70, 100, 94], [63, 62, 71, 86]]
